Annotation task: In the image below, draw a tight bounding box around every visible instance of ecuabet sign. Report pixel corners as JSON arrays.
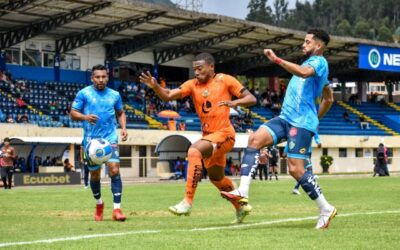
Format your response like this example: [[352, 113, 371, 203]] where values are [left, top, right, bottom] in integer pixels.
[[359, 44, 400, 72]]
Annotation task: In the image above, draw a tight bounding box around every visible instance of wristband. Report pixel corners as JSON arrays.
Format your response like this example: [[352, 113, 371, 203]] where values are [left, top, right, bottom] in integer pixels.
[[274, 57, 282, 64]]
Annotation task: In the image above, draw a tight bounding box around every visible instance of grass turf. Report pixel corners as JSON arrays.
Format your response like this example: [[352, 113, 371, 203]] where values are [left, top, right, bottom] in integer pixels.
[[0, 176, 399, 249]]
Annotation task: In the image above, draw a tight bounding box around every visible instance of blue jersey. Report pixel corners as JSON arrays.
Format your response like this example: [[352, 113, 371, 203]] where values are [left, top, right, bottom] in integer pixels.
[[279, 55, 329, 134], [72, 86, 123, 145]]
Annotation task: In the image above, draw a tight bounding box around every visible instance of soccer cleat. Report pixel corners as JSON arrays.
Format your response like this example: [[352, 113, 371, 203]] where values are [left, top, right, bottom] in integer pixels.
[[315, 206, 337, 229], [231, 204, 253, 224], [112, 208, 126, 222], [168, 200, 192, 216], [292, 189, 301, 195], [94, 203, 104, 221], [220, 190, 248, 205]]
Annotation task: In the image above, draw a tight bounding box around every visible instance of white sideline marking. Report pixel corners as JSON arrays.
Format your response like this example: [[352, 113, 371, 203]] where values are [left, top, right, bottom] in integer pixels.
[[0, 210, 399, 248]]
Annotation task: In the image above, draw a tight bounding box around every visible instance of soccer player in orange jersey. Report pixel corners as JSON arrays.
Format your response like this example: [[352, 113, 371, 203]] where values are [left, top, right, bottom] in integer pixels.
[[139, 53, 256, 223]]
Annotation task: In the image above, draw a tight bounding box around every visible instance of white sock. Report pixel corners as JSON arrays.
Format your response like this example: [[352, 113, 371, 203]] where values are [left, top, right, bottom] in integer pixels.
[[96, 198, 103, 205], [114, 203, 121, 209], [315, 194, 332, 212], [237, 176, 252, 198]]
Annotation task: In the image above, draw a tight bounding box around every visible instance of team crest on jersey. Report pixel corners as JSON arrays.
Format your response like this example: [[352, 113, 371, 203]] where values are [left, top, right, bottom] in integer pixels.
[[289, 127, 298, 137], [299, 148, 306, 154], [202, 89, 209, 98]]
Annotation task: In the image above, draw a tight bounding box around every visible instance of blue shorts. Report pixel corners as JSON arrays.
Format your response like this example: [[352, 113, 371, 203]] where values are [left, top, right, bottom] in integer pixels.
[[260, 117, 314, 160], [87, 144, 120, 171]]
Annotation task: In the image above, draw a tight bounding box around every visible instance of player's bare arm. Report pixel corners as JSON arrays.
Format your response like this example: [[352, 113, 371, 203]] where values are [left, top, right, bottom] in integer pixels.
[[117, 109, 128, 141], [70, 109, 98, 124], [318, 85, 334, 119], [139, 71, 182, 101], [218, 89, 256, 107], [264, 49, 315, 78]]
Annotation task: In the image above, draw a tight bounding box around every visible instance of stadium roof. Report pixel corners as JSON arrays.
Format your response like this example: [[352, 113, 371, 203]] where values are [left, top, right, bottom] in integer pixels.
[[1, 0, 400, 81]]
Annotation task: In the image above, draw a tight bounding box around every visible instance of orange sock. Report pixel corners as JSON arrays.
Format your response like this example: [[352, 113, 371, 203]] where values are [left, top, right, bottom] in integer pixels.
[[184, 148, 203, 205], [210, 176, 241, 210]]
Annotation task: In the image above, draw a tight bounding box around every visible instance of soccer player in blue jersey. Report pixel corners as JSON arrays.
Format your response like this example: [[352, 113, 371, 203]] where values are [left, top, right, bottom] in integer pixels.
[[221, 29, 337, 229], [70, 64, 128, 222]]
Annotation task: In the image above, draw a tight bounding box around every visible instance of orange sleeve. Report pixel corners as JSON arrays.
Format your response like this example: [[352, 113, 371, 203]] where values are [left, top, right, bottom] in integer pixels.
[[224, 74, 245, 98], [179, 79, 194, 98]]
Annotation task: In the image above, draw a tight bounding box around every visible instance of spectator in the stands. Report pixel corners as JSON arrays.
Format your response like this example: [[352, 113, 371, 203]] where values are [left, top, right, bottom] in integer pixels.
[[168, 118, 177, 131], [6, 115, 15, 123], [359, 115, 370, 129], [343, 111, 353, 123], [16, 95, 26, 109], [178, 121, 186, 131]]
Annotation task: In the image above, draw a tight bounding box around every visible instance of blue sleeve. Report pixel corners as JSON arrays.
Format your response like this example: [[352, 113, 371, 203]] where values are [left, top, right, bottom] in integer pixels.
[[72, 91, 85, 112], [114, 93, 123, 111], [305, 57, 326, 77]]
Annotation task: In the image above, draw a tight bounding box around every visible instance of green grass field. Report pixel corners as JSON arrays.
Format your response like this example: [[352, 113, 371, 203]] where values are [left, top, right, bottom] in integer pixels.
[[0, 176, 399, 249]]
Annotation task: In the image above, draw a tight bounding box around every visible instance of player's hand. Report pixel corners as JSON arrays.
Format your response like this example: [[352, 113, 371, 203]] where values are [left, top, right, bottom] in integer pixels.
[[121, 128, 128, 141], [264, 49, 277, 62], [139, 71, 158, 89], [85, 114, 98, 125], [218, 100, 237, 108], [318, 143, 322, 148]]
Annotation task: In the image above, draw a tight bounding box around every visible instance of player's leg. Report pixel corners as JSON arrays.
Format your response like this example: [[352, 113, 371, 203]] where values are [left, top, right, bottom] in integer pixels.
[[168, 139, 211, 216], [221, 117, 286, 203], [89, 167, 103, 221], [83, 163, 89, 188], [7, 167, 13, 189], [107, 145, 126, 221], [268, 165, 273, 181], [286, 128, 336, 229], [1, 167, 8, 189], [274, 166, 278, 180]]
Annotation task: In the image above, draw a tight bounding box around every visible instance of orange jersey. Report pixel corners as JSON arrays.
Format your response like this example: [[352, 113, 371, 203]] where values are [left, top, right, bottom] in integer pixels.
[[180, 73, 245, 134]]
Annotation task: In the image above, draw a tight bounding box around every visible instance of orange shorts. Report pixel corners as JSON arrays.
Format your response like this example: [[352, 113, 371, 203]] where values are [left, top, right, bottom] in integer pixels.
[[201, 131, 235, 169]]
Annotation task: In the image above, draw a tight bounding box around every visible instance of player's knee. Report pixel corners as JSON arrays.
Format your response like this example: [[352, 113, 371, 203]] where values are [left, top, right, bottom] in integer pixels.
[[108, 167, 120, 177], [248, 133, 262, 149], [188, 147, 202, 159], [90, 171, 101, 181]]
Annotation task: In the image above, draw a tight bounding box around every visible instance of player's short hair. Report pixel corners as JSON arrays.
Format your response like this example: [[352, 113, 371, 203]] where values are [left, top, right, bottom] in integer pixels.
[[3, 137, 10, 142], [91, 64, 107, 74], [307, 28, 330, 46], [194, 52, 215, 65]]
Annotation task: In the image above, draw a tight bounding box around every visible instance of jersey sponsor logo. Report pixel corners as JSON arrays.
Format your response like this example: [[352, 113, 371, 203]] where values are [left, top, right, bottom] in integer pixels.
[[289, 141, 296, 150], [201, 100, 212, 114], [299, 148, 307, 154]]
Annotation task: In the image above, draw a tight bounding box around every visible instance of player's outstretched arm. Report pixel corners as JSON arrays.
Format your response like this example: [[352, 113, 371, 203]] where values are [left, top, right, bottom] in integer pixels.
[[139, 71, 182, 101], [218, 89, 256, 108], [117, 109, 128, 141], [70, 109, 98, 124], [318, 85, 334, 120], [264, 49, 315, 78]]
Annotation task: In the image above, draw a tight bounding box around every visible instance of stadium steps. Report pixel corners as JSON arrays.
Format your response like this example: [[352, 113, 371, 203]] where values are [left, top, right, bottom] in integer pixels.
[[124, 104, 163, 129], [336, 101, 399, 136], [387, 102, 400, 112], [241, 106, 268, 123]]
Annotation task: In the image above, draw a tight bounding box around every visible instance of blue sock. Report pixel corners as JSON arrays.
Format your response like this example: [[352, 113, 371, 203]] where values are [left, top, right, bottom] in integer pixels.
[[111, 174, 122, 204], [90, 180, 101, 200], [298, 170, 322, 200], [294, 182, 300, 190], [240, 147, 259, 177]]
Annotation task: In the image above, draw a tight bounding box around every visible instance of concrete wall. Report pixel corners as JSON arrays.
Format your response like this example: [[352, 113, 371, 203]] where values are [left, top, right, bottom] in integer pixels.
[[2, 124, 399, 176]]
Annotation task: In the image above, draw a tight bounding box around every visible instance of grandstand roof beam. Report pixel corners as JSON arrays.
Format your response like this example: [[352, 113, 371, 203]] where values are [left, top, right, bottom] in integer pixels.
[[213, 34, 293, 63], [0, 0, 38, 17], [155, 26, 255, 64], [217, 44, 302, 74], [105, 18, 216, 60], [56, 11, 166, 53], [0, 1, 111, 49]]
